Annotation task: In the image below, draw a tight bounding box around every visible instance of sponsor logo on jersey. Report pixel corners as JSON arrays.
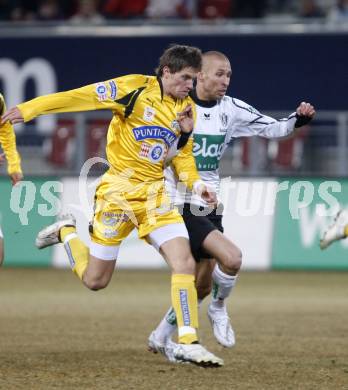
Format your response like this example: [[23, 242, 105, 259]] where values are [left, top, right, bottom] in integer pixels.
[[139, 142, 151, 158], [203, 113, 211, 120], [143, 106, 155, 122], [109, 80, 117, 100], [220, 112, 228, 128], [193, 136, 225, 158], [139, 142, 167, 163], [193, 134, 226, 171], [95, 82, 108, 101], [149, 143, 166, 163], [132, 126, 176, 147]]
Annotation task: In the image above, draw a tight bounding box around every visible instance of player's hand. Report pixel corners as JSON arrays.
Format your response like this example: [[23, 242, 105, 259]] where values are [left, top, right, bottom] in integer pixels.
[[1, 107, 24, 125], [177, 105, 194, 134], [0, 153, 5, 166], [294, 102, 315, 128], [194, 181, 218, 207], [10, 172, 23, 186]]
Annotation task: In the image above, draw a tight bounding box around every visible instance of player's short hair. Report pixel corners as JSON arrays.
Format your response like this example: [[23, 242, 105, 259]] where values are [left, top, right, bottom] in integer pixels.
[[202, 51, 229, 62], [156, 44, 202, 76]]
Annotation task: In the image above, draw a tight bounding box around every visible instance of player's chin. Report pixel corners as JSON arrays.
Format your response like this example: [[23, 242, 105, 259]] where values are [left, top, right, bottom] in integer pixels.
[[177, 91, 190, 99], [216, 90, 226, 98]]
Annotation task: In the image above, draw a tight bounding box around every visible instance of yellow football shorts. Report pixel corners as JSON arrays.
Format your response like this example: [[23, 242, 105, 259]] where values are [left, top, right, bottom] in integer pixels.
[[90, 173, 183, 246]]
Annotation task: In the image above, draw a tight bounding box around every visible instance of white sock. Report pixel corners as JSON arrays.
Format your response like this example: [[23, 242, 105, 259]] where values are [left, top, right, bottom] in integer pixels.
[[155, 300, 203, 343], [211, 264, 237, 310], [154, 307, 177, 344]]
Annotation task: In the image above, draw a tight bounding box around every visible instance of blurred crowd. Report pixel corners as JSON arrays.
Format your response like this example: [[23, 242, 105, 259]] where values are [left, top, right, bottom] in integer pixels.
[[0, 0, 347, 22]]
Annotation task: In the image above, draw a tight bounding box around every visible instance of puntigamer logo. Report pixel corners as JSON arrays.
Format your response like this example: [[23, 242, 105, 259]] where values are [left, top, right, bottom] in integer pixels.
[[132, 126, 176, 147]]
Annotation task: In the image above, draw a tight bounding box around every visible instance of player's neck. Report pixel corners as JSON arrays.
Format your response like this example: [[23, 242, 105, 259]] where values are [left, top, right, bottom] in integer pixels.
[[195, 85, 213, 101], [160, 77, 177, 100]]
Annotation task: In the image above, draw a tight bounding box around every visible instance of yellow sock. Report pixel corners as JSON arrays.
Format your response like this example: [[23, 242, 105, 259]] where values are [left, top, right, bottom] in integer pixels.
[[171, 273, 198, 344], [344, 225, 348, 237], [60, 227, 89, 280]]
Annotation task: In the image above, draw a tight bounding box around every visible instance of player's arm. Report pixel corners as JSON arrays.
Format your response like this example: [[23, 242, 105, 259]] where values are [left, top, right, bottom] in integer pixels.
[[0, 95, 23, 185], [172, 103, 200, 189], [0, 122, 23, 184], [1, 75, 148, 124], [171, 137, 216, 206], [231, 99, 315, 139]]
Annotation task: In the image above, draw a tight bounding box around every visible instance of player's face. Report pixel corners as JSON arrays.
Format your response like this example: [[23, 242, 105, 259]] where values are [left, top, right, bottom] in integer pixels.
[[200, 58, 232, 100], [162, 67, 198, 99]]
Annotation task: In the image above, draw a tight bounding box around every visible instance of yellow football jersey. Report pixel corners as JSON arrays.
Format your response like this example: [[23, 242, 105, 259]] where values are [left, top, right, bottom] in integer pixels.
[[0, 93, 22, 175], [18, 74, 200, 188]]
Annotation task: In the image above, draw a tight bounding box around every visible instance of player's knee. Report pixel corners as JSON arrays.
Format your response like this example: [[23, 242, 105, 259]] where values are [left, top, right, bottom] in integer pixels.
[[220, 246, 242, 274], [172, 252, 196, 274], [184, 254, 196, 274], [84, 275, 110, 291]]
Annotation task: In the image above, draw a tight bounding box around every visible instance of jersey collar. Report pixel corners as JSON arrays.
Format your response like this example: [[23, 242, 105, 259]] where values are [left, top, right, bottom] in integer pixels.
[[190, 89, 217, 108]]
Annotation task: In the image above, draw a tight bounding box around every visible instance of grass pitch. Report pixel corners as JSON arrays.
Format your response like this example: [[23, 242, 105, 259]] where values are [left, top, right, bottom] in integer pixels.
[[0, 269, 347, 390]]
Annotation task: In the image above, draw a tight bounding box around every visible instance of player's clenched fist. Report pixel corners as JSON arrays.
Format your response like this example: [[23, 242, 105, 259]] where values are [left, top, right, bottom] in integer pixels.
[[177, 104, 194, 134], [295, 102, 315, 128]]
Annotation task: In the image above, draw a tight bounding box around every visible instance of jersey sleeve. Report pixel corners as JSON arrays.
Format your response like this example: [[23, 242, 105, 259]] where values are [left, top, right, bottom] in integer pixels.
[[18, 74, 149, 122], [230, 98, 297, 140], [171, 136, 201, 190], [0, 95, 22, 175]]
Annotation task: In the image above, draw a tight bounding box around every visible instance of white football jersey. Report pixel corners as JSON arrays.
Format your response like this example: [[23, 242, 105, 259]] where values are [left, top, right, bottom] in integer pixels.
[[165, 94, 297, 207]]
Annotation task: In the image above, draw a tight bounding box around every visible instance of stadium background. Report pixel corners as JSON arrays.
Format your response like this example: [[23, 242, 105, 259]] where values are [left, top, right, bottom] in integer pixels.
[[1, 21, 348, 270], [1, 3, 348, 389]]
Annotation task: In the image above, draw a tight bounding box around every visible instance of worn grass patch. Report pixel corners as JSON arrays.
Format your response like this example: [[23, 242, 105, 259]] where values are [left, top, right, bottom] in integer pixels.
[[0, 269, 347, 390]]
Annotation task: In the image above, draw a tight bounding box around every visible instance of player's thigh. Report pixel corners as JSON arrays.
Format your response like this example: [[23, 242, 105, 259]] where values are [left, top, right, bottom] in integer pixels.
[[182, 207, 219, 260], [159, 235, 196, 274], [88, 197, 135, 285], [142, 212, 193, 274]]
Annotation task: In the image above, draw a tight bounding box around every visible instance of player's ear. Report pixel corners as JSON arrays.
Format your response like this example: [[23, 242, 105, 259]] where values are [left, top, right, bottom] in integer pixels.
[[197, 71, 204, 82], [162, 66, 171, 78]]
